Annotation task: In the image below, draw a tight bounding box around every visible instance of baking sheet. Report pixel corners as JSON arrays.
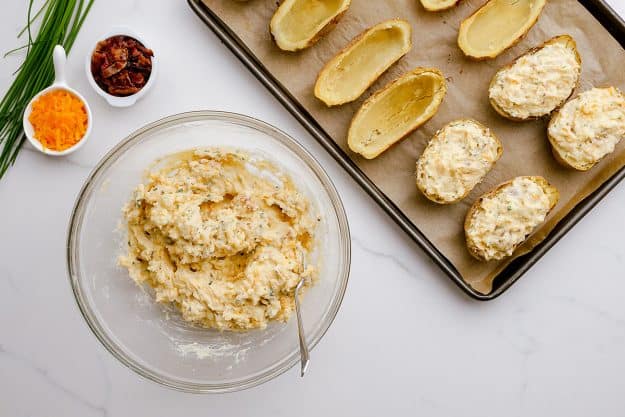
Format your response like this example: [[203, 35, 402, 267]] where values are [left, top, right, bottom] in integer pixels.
[[199, 0, 625, 294]]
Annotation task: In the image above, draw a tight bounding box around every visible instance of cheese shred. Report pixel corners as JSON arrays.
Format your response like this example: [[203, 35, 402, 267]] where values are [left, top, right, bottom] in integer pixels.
[[28, 89, 88, 152]]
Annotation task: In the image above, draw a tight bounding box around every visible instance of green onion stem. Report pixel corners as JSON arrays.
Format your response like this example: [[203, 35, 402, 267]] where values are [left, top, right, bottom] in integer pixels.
[[17, 0, 52, 38]]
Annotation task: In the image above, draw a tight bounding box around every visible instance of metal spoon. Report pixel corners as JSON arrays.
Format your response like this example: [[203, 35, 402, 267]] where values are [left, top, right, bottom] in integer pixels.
[[294, 256, 310, 377]]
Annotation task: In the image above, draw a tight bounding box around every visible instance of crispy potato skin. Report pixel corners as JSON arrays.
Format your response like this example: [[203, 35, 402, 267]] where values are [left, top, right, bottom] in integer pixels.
[[416, 119, 503, 204], [314, 19, 412, 106], [270, 0, 351, 52], [420, 0, 461, 12], [347, 67, 447, 159], [457, 0, 547, 60], [489, 35, 581, 122], [464, 176, 559, 262]]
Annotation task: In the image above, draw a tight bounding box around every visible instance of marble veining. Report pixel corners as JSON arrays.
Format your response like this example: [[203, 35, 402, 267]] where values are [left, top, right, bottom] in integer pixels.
[[352, 235, 416, 278], [0, 345, 109, 416]]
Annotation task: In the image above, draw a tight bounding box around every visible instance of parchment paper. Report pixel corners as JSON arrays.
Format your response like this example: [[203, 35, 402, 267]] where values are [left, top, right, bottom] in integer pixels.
[[201, 0, 625, 294]]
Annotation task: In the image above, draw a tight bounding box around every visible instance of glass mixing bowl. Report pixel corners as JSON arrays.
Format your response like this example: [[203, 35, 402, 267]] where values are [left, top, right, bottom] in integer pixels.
[[67, 111, 350, 392]]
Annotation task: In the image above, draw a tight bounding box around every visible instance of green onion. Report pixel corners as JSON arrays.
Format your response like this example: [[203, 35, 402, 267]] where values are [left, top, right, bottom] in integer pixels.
[[0, 0, 94, 180]]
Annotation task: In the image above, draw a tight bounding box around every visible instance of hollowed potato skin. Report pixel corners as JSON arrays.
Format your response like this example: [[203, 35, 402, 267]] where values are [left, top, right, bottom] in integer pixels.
[[314, 19, 412, 106], [270, 0, 351, 52], [457, 0, 547, 60], [420, 0, 461, 12], [347, 67, 447, 159]]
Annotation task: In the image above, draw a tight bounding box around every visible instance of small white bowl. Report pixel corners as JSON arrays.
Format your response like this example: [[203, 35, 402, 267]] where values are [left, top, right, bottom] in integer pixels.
[[23, 45, 93, 156], [85, 26, 158, 107]]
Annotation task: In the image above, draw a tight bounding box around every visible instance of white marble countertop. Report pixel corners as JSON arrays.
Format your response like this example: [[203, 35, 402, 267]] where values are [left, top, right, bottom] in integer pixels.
[[2, 1, 625, 415]]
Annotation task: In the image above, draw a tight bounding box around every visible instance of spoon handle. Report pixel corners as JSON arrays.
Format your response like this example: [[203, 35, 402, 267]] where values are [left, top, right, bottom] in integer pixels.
[[52, 45, 67, 86], [294, 279, 310, 377]]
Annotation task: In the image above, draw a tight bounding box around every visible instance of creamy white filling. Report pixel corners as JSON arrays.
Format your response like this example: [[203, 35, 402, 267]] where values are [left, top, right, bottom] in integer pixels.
[[466, 177, 552, 260], [490, 42, 580, 119], [416, 120, 500, 203], [119, 149, 317, 330], [549, 87, 625, 168]]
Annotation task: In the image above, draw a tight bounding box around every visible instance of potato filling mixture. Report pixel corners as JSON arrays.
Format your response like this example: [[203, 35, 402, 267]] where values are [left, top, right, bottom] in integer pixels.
[[416, 120, 501, 204], [489, 42, 580, 119], [465, 177, 553, 261], [549, 87, 625, 169], [119, 149, 317, 331]]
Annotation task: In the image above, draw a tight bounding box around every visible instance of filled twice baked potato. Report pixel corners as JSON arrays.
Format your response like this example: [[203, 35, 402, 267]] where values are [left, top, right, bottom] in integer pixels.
[[416, 119, 502, 204], [464, 176, 559, 262], [548, 87, 625, 171], [489, 35, 581, 121]]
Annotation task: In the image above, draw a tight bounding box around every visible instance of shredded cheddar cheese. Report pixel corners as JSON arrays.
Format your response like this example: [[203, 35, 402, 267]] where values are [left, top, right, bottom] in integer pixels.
[[28, 89, 88, 151]]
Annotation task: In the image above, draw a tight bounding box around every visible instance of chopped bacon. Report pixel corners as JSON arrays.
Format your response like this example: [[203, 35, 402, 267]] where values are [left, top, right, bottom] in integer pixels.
[[129, 72, 145, 85], [110, 86, 141, 96], [91, 35, 154, 97], [101, 61, 127, 78], [109, 46, 128, 62]]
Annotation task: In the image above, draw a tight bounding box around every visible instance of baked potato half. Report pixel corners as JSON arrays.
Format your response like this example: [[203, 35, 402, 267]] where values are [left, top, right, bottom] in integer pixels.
[[270, 0, 351, 52], [489, 35, 581, 121], [465, 176, 559, 262], [458, 0, 546, 60], [420, 0, 461, 12], [348, 67, 446, 159], [548, 87, 625, 171], [416, 119, 502, 204], [315, 19, 412, 106]]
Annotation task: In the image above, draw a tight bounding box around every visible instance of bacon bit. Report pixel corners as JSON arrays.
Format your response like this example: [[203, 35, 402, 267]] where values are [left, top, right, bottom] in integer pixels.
[[28, 90, 88, 151], [91, 35, 154, 97]]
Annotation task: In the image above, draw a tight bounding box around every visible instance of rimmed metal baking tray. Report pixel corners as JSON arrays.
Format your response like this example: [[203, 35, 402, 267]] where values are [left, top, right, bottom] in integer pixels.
[[188, 0, 625, 300]]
